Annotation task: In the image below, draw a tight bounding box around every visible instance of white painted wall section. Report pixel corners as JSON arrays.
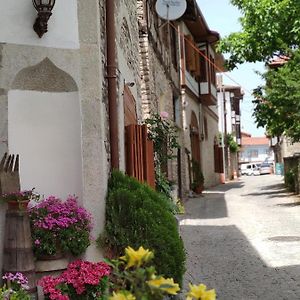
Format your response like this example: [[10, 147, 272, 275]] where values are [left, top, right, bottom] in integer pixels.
[[8, 90, 83, 199], [0, 0, 79, 49]]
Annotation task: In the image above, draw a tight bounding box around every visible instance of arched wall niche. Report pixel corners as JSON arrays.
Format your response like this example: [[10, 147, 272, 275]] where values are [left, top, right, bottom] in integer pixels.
[[11, 58, 78, 92], [8, 58, 83, 200]]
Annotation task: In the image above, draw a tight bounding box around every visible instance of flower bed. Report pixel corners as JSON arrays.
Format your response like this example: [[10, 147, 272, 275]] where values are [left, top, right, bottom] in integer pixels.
[[38, 246, 216, 300], [39, 260, 110, 299], [29, 195, 92, 258], [1, 272, 31, 300]]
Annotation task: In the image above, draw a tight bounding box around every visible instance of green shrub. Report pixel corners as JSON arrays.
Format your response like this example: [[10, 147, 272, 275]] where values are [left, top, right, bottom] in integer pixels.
[[285, 168, 296, 192], [226, 133, 239, 153], [101, 170, 186, 286]]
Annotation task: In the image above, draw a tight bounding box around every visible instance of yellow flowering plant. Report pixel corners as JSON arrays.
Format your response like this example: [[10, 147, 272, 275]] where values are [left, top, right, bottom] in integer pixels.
[[106, 246, 216, 300]]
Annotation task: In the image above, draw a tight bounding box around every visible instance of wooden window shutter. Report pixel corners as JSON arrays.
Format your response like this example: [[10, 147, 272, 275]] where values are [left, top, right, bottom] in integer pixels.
[[185, 35, 196, 72], [125, 124, 155, 189], [200, 50, 207, 82], [194, 50, 201, 79]]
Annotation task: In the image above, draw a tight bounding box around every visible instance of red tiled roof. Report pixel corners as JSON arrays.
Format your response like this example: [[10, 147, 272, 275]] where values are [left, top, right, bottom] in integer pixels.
[[268, 56, 290, 68], [241, 132, 251, 137], [242, 137, 269, 146]]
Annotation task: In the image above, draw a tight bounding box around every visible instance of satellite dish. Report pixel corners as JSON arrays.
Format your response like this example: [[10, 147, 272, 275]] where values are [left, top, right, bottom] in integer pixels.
[[155, 0, 187, 21]]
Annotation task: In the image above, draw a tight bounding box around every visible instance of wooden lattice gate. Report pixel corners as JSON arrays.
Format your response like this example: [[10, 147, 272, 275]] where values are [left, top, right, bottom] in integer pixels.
[[125, 124, 155, 189]]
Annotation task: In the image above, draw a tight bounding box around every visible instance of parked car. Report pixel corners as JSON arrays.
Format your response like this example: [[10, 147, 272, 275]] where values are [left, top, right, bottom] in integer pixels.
[[259, 163, 272, 175], [241, 163, 260, 176]]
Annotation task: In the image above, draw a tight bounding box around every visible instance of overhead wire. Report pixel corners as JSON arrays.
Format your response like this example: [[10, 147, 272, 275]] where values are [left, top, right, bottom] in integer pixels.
[[168, 21, 260, 99], [169, 21, 267, 119]]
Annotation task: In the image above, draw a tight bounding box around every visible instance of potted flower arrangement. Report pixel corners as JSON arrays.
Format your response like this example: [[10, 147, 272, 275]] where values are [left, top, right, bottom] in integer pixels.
[[0, 189, 37, 211], [38, 259, 111, 299], [1, 272, 31, 300], [38, 246, 216, 300], [191, 160, 204, 194], [29, 195, 92, 258]]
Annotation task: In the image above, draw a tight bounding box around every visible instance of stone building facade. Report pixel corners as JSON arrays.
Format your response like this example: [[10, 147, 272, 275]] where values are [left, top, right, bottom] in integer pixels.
[[137, 0, 225, 197], [137, 0, 184, 196], [178, 1, 224, 191], [0, 0, 142, 272], [0, 0, 225, 275]]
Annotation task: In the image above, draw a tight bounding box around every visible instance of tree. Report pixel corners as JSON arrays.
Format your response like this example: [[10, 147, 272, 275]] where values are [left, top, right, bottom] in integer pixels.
[[253, 51, 300, 142], [218, 0, 300, 69], [218, 0, 300, 141]]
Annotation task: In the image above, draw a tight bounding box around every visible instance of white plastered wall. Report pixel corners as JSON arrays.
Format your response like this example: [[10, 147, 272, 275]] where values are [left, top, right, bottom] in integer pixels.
[[182, 94, 200, 192], [8, 90, 83, 199], [0, 0, 108, 268], [0, 0, 79, 49], [182, 93, 220, 189], [201, 107, 220, 187]]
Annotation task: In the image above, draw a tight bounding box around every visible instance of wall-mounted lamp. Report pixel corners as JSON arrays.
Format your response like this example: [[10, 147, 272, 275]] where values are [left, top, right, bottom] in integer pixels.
[[125, 81, 135, 87], [32, 0, 56, 38]]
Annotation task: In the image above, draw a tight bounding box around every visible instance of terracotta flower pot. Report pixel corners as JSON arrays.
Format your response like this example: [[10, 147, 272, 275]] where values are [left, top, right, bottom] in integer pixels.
[[194, 184, 203, 194], [7, 200, 30, 212]]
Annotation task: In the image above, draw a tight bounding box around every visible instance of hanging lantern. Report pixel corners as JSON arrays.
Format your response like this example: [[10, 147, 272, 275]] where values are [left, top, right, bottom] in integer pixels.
[[32, 0, 56, 38]]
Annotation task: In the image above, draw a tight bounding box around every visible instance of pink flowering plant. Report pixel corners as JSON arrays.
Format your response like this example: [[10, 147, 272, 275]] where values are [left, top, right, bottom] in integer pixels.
[[38, 259, 111, 300], [0, 189, 39, 205], [29, 195, 92, 258], [0, 272, 31, 300], [144, 112, 179, 167], [0, 190, 33, 202]]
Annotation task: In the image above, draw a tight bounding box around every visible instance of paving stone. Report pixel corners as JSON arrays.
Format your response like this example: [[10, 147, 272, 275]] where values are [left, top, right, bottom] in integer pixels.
[[179, 175, 300, 299]]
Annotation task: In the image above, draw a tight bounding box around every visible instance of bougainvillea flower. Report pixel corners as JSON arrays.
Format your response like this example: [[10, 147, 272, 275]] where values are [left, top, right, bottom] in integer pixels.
[[160, 111, 169, 119]]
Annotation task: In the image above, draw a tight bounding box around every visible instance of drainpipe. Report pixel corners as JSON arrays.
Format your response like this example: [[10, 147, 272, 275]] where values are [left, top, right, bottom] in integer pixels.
[[106, 0, 119, 170]]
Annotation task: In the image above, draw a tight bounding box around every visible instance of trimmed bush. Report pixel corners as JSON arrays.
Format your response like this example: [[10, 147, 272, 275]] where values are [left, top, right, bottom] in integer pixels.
[[285, 168, 296, 192], [101, 170, 186, 286]]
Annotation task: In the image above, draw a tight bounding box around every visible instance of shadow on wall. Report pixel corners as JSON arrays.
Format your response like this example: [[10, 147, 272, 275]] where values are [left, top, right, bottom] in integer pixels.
[[180, 224, 300, 299]]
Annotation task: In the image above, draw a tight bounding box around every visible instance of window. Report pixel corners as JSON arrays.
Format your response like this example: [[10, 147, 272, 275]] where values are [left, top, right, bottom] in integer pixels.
[[247, 150, 258, 158], [200, 50, 207, 82], [184, 35, 196, 73], [209, 55, 216, 85]]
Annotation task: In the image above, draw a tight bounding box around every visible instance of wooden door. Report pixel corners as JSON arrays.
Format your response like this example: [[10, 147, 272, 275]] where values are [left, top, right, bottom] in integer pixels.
[[190, 111, 201, 163]]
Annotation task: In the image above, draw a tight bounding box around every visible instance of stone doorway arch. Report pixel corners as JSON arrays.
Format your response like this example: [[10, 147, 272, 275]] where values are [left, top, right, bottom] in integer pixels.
[[190, 111, 201, 164]]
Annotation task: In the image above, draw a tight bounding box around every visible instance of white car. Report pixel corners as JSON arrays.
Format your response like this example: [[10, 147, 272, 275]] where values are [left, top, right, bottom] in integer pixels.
[[242, 163, 260, 176], [259, 163, 272, 175]]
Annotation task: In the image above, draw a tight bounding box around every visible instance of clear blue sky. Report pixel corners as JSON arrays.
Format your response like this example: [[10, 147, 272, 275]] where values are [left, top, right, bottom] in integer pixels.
[[197, 0, 266, 137]]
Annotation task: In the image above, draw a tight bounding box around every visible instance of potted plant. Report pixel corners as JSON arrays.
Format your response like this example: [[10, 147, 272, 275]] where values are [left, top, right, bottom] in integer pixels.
[[0, 189, 37, 211], [29, 195, 92, 259], [191, 160, 204, 194], [1, 272, 31, 300], [38, 259, 111, 299], [38, 246, 216, 300]]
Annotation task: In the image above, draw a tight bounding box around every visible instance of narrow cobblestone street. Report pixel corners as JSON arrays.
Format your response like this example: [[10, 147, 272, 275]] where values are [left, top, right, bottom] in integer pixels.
[[179, 175, 300, 299]]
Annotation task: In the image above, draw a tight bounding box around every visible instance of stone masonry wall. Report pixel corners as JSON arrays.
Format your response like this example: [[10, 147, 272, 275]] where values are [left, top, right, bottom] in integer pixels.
[[0, 0, 109, 264], [137, 0, 182, 189]]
